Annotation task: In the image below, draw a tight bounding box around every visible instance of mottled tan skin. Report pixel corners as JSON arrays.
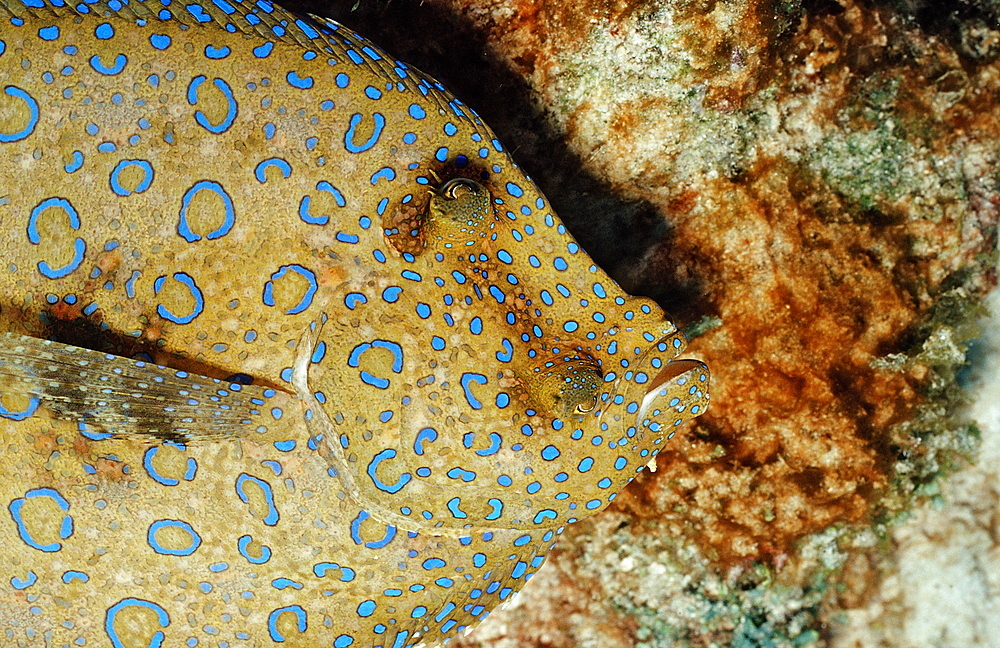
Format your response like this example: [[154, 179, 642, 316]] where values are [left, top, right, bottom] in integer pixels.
[[0, 1, 709, 646]]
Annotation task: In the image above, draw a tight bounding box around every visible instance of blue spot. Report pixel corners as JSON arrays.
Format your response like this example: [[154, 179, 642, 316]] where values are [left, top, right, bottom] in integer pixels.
[[475, 433, 502, 457], [381, 286, 402, 303], [147, 519, 201, 556], [64, 150, 84, 173], [11, 571, 37, 590], [414, 427, 437, 455], [150, 33, 171, 49], [344, 113, 385, 153], [153, 272, 204, 324], [541, 445, 560, 461], [460, 373, 487, 410], [431, 336, 445, 350], [370, 167, 395, 184], [446, 497, 467, 519], [94, 22, 114, 39], [89, 53, 127, 75], [533, 509, 557, 524], [408, 104, 426, 119], [38, 25, 59, 40], [313, 562, 356, 582], [262, 264, 317, 315], [357, 600, 376, 617], [344, 293, 368, 310], [446, 467, 476, 483], [286, 71, 313, 89], [205, 44, 230, 59], [177, 180, 235, 241], [61, 570, 89, 583], [254, 157, 292, 183], [364, 86, 381, 99], [336, 73, 349, 88], [253, 41, 274, 57]]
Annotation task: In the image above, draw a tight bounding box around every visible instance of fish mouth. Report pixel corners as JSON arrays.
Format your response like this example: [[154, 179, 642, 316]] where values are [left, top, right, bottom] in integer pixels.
[[600, 333, 710, 441]]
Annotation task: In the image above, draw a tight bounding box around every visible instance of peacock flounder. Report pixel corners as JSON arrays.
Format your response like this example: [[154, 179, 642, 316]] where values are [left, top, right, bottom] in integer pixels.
[[0, 1, 709, 646]]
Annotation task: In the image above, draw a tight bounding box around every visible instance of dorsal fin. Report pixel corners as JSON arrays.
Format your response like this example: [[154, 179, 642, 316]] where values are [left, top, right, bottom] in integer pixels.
[[0, 332, 281, 442]]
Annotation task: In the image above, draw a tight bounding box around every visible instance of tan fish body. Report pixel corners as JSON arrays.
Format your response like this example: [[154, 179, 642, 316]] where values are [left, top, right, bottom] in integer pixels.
[[0, 1, 709, 646]]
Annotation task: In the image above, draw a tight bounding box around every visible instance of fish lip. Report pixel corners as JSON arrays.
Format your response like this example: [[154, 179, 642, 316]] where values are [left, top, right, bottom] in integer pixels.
[[597, 331, 708, 435]]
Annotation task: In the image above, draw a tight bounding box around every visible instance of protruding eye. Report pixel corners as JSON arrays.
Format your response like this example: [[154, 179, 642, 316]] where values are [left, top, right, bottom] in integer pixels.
[[427, 177, 494, 248], [525, 354, 602, 419], [438, 177, 485, 200]]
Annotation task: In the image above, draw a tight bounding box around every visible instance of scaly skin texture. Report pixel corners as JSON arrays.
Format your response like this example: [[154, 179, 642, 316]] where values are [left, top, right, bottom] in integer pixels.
[[0, 1, 709, 646]]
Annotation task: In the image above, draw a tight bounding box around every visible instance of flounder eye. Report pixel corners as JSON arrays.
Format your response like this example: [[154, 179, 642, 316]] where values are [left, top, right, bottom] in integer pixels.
[[439, 177, 486, 200], [427, 177, 495, 248]]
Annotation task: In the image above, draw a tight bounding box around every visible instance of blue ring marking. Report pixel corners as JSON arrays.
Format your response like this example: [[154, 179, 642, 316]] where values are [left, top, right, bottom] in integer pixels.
[[8, 487, 73, 551], [142, 446, 196, 486], [366, 449, 412, 494], [235, 473, 279, 525], [268, 605, 307, 642], [153, 272, 204, 324], [344, 112, 385, 153], [177, 180, 235, 241], [298, 181, 346, 225], [286, 71, 313, 89], [0, 395, 39, 421], [254, 157, 292, 183], [460, 373, 487, 410], [109, 159, 154, 196], [262, 264, 318, 315], [446, 497, 467, 519], [105, 599, 169, 648], [27, 197, 86, 279], [349, 510, 396, 549], [187, 76, 238, 133], [413, 427, 437, 455], [89, 53, 127, 75], [347, 339, 404, 389], [474, 433, 502, 457], [237, 535, 272, 564], [62, 570, 90, 583], [313, 562, 356, 582], [11, 571, 37, 590], [344, 293, 367, 310], [147, 519, 201, 556], [484, 498, 503, 521], [0, 86, 40, 142]]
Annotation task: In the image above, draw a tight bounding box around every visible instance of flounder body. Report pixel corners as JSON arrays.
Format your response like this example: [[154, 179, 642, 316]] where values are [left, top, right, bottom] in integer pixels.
[[0, 1, 709, 646]]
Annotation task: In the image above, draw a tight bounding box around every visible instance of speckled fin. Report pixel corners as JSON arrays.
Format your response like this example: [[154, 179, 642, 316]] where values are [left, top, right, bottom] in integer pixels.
[[0, 333, 278, 442]]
